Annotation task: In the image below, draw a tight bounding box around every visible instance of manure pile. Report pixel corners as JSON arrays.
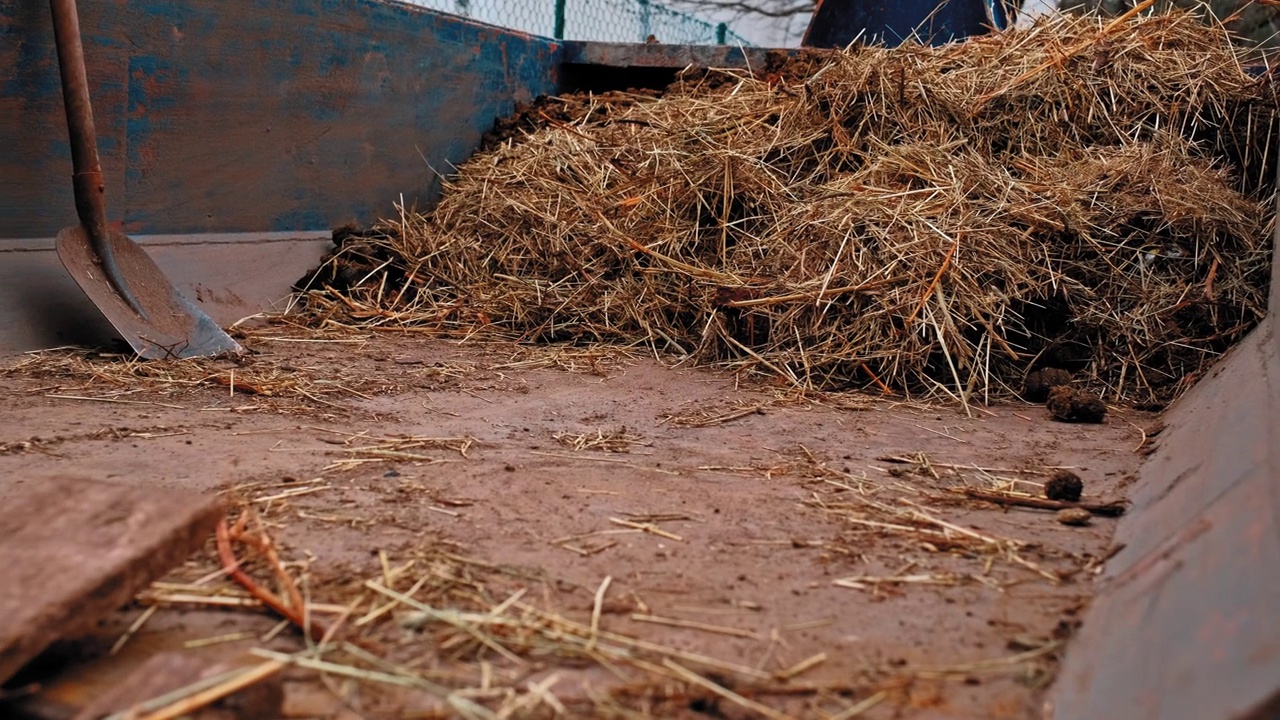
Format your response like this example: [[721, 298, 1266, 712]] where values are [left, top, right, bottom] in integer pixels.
[[301, 10, 1279, 404]]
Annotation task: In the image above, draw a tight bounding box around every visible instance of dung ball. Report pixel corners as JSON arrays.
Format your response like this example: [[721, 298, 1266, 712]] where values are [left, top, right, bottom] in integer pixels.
[[1046, 386, 1107, 423], [1045, 469, 1084, 502], [1023, 368, 1074, 403]]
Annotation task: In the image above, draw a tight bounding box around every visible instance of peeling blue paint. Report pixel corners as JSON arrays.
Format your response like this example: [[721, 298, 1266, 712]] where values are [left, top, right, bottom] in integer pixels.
[[1, 17, 57, 98]]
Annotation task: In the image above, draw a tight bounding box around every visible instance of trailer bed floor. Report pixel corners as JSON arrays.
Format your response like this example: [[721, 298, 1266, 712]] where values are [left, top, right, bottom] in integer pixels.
[[0, 322, 1156, 719]]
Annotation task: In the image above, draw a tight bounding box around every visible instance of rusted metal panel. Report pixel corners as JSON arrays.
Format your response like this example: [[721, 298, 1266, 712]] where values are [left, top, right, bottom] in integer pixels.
[[0, 0, 129, 238], [1050, 192, 1280, 718], [0, 0, 561, 238]]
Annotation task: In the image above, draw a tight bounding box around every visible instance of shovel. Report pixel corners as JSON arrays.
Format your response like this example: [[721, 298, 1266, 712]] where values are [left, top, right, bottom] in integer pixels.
[[48, 0, 243, 359]]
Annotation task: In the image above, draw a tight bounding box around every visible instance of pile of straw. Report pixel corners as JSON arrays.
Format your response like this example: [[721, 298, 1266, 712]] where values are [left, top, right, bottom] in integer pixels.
[[301, 9, 1279, 404]]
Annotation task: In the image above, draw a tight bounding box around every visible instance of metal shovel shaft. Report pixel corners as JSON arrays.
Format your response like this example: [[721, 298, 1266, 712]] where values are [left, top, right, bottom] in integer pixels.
[[48, 0, 146, 319], [47, 0, 243, 359]]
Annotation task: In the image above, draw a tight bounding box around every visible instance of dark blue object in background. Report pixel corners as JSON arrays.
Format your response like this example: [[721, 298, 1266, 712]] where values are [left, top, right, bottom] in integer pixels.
[[803, 0, 1019, 48]]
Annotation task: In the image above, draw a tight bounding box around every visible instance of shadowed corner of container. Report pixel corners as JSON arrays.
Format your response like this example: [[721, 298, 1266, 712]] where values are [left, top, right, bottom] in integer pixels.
[[0, 254, 126, 351]]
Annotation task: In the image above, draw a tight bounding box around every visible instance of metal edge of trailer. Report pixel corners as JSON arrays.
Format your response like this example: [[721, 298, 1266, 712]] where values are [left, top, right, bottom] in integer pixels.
[[1047, 152, 1280, 720], [557, 39, 781, 70]]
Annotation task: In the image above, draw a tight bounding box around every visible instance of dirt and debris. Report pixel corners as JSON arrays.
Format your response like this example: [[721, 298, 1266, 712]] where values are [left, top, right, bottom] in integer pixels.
[[0, 335, 401, 418], [961, 487, 1125, 517], [1046, 387, 1108, 424], [1024, 368, 1075, 403], [1044, 469, 1085, 502]]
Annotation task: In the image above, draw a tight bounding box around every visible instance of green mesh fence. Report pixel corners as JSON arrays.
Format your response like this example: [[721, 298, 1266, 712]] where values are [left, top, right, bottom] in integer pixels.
[[404, 0, 753, 45]]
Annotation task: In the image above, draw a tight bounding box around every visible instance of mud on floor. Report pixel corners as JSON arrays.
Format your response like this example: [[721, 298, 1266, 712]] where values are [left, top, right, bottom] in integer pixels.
[[0, 320, 1159, 719]]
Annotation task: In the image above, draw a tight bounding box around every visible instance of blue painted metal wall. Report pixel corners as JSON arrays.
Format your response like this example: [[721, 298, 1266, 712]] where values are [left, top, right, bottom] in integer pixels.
[[0, 0, 561, 238]]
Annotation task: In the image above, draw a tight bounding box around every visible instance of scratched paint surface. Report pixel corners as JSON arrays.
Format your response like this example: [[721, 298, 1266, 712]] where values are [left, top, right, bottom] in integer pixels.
[[0, 0, 560, 237]]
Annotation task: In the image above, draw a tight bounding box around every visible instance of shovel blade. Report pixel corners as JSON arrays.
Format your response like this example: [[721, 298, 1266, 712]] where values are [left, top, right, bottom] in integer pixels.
[[55, 226, 245, 359]]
